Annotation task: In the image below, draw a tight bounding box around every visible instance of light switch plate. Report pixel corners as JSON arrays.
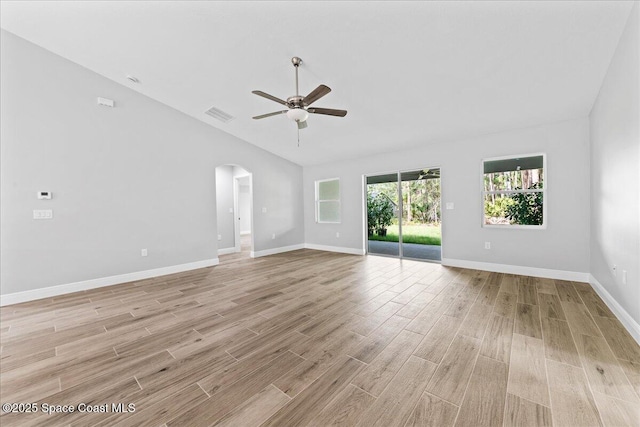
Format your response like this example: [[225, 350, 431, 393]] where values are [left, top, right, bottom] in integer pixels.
[[33, 209, 53, 219], [446, 202, 454, 210]]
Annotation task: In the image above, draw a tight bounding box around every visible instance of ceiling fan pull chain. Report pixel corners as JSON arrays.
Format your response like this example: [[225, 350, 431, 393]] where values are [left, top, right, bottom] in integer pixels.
[[297, 127, 300, 147]]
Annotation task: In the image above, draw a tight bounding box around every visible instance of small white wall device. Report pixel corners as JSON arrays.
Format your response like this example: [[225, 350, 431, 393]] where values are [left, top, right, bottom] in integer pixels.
[[33, 209, 53, 219], [37, 191, 52, 200], [97, 97, 115, 107]]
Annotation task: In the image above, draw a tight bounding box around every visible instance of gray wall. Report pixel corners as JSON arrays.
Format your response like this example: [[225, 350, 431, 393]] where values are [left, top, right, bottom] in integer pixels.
[[589, 4, 639, 324], [304, 118, 591, 274], [0, 30, 304, 295]]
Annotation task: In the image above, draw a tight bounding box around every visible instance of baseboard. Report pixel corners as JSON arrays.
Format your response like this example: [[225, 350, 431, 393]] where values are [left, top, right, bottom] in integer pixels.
[[250, 244, 305, 258], [304, 243, 365, 256], [589, 274, 640, 346], [0, 258, 219, 307], [218, 247, 238, 255], [441, 258, 589, 282]]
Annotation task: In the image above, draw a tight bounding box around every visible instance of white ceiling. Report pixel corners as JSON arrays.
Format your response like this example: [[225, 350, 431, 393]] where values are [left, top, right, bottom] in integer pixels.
[[0, 1, 634, 166]]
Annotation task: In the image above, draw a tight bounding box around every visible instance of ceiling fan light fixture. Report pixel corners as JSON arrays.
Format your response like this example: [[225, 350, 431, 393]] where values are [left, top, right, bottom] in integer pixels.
[[287, 108, 309, 122]]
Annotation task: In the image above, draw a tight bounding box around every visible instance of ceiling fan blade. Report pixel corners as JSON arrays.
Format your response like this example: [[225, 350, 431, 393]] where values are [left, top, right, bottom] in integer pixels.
[[252, 90, 289, 106], [303, 85, 331, 106], [298, 120, 308, 130], [308, 107, 347, 117], [253, 110, 288, 120]]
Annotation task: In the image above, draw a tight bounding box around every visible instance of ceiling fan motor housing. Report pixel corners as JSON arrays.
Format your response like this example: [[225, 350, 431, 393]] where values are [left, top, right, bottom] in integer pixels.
[[286, 95, 305, 108]]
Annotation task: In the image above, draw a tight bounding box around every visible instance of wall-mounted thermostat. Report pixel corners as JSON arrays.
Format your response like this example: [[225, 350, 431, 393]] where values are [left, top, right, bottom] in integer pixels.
[[37, 191, 52, 200]]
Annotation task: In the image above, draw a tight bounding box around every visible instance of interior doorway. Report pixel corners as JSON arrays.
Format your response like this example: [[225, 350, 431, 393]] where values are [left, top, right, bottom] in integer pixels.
[[234, 174, 252, 255], [215, 165, 253, 262], [365, 168, 442, 262]]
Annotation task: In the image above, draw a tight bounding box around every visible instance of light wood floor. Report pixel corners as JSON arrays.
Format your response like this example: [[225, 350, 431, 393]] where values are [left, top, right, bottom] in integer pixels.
[[1, 250, 639, 426]]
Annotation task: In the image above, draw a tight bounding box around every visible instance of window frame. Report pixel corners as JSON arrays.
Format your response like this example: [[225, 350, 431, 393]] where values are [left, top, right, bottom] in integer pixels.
[[315, 177, 341, 224], [481, 153, 547, 229]]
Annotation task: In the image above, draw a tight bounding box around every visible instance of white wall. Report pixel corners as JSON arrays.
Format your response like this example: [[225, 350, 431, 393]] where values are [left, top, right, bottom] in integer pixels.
[[304, 118, 591, 276], [589, 3, 640, 326], [0, 30, 304, 296], [215, 165, 235, 250]]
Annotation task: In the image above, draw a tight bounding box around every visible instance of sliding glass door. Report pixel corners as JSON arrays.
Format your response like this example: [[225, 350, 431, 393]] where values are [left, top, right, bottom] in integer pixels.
[[366, 173, 400, 256], [366, 168, 442, 261], [400, 169, 442, 261]]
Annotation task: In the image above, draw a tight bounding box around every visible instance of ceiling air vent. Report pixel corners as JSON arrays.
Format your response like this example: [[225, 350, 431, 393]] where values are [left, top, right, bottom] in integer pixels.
[[204, 106, 234, 123]]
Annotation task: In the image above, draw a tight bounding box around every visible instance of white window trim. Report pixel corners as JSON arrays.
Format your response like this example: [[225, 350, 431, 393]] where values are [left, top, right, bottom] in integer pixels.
[[315, 177, 341, 224], [481, 153, 547, 229]]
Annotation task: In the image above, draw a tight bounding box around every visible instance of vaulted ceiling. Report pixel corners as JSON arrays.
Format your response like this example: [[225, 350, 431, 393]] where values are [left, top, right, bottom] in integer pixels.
[[0, 1, 634, 166]]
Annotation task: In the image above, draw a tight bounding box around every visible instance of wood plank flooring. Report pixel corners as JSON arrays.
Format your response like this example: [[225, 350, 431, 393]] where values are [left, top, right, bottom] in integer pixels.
[[1, 250, 639, 426]]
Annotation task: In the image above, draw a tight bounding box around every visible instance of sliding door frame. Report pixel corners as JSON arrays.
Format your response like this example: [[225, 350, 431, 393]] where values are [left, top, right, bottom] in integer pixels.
[[364, 165, 443, 262], [397, 171, 405, 258]]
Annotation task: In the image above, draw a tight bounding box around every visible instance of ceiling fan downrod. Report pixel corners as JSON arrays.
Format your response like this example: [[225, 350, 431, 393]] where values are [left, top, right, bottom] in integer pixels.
[[293, 57, 303, 148], [292, 57, 302, 97]]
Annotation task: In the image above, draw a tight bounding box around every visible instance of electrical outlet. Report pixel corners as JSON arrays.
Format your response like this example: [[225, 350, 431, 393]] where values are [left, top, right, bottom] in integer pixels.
[[446, 202, 454, 210], [218, 234, 222, 241], [262, 207, 267, 213], [141, 249, 148, 257], [485, 242, 491, 249], [271, 233, 276, 240], [622, 270, 627, 285], [336, 232, 340, 238]]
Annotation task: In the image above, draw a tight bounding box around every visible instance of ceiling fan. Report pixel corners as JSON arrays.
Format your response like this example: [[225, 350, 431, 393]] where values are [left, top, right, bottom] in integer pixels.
[[252, 57, 347, 136]]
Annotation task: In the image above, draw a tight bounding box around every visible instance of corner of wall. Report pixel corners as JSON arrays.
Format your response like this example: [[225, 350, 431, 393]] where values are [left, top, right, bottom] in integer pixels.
[[589, 274, 640, 345]]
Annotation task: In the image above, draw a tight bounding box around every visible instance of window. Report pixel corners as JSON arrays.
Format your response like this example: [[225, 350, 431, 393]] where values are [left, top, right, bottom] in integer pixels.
[[483, 154, 545, 227], [316, 178, 340, 223]]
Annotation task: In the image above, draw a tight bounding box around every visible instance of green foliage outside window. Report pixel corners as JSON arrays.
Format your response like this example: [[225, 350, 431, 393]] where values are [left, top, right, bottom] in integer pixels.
[[505, 182, 544, 225], [484, 195, 515, 219], [367, 192, 394, 236]]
